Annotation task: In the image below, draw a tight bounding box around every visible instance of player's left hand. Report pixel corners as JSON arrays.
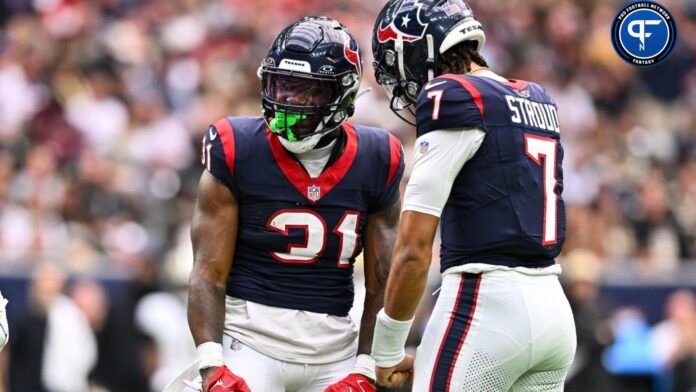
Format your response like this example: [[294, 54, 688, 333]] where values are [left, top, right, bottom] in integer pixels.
[[375, 354, 414, 388], [324, 373, 376, 392]]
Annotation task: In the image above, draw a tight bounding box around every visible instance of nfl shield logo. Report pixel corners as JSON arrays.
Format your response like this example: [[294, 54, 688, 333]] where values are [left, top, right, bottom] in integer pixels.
[[308, 185, 321, 201], [419, 140, 430, 153]]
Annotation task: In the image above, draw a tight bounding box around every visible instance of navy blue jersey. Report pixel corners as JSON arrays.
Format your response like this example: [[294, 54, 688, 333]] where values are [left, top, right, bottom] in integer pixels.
[[415, 74, 565, 271], [201, 117, 404, 316]]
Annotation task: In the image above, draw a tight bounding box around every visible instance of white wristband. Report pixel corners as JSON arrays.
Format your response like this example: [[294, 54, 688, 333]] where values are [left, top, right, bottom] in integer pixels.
[[196, 342, 224, 371], [352, 354, 376, 381], [371, 309, 414, 368]]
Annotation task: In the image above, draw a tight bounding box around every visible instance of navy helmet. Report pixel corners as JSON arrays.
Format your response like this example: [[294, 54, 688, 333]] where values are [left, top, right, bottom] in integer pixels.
[[372, 0, 485, 122], [259, 16, 363, 153]]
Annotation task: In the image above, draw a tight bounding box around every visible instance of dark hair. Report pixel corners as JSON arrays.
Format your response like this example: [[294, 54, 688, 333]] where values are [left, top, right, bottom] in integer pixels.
[[438, 41, 488, 75]]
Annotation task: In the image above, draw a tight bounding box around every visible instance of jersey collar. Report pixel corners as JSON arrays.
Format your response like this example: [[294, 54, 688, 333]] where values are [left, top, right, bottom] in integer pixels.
[[266, 124, 358, 204], [474, 70, 529, 90]]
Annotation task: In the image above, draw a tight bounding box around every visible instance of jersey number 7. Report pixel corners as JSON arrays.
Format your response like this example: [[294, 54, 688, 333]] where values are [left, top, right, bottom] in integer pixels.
[[524, 134, 559, 246]]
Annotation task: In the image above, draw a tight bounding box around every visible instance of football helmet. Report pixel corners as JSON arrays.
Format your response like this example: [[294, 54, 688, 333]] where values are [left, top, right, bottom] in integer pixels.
[[259, 16, 363, 153], [372, 0, 485, 123]]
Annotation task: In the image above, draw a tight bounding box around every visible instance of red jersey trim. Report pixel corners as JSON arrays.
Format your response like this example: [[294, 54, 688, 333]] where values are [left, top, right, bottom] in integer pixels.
[[214, 118, 236, 175], [386, 133, 401, 187], [440, 74, 484, 118], [266, 123, 359, 204], [500, 78, 529, 90]]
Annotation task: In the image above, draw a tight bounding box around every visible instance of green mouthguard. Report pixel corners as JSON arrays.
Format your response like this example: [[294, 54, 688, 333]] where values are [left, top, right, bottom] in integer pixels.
[[269, 112, 307, 142]]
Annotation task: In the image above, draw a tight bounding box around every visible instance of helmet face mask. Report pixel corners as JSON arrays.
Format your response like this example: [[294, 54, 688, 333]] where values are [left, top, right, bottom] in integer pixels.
[[263, 71, 340, 140], [259, 16, 363, 150], [375, 67, 418, 125]]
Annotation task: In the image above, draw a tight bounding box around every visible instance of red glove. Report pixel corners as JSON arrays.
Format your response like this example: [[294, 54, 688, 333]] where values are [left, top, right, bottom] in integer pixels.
[[206, 366, 251, 392], [324, 374, 376, 392]]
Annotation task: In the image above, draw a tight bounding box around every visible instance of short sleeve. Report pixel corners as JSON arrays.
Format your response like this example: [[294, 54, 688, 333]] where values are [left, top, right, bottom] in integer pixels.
[[202, 118, 240, 199], [369, 133, 405, 214], [415, 75, 485, 138], [402, 128, 485, 217]]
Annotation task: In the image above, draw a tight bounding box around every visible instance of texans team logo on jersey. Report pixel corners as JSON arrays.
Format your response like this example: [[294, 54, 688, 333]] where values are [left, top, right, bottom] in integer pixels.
[[308, 185, 321, 201], [377, 0, 429, 43]]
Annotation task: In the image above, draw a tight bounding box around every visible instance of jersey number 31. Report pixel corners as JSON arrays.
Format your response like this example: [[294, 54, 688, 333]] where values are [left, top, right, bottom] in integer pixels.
[[267, 210, 359, 267]]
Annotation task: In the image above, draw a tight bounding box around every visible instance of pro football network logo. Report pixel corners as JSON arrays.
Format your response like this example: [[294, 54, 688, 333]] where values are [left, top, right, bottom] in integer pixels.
[[308, 185, 321, 202], [611, 1, 677, 66]]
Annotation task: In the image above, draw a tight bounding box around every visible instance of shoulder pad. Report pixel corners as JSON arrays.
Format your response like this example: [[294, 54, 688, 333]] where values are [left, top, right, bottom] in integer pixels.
[[416, 74, 485, 137]]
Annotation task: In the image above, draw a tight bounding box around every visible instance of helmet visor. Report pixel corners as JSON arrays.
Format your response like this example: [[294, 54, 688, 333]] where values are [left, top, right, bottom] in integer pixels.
[[264, 74, 338, 108]]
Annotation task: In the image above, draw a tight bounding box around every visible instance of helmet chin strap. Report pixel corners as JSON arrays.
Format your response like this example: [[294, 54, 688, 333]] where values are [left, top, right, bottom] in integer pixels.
[[426, 34, 435, 81], [395, 36, 406, 81]]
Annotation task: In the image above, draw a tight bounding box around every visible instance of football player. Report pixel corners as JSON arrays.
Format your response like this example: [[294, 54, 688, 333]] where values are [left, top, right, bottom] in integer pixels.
[[370, 1, 576, 391], [169, 16, 404, 392]]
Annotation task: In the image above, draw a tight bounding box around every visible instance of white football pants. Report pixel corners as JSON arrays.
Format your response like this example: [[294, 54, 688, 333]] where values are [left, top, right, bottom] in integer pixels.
[[223, 335, 354, 392], [413, 270, 576, 392]]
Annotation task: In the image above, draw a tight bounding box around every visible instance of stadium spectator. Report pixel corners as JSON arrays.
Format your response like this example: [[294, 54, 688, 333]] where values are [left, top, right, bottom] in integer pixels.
[[562, 248, 623, 392], [652, 290, 696, 391], [7, 263, 96, 392]]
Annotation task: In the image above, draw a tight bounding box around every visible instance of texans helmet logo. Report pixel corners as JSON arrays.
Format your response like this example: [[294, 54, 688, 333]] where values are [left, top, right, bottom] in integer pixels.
[[377, 0, 429, 43], [343, 34, 362, 75]]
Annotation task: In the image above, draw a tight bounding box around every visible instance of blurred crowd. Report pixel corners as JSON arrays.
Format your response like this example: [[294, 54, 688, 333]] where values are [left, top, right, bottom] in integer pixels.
[[0, 0, 695, 391]]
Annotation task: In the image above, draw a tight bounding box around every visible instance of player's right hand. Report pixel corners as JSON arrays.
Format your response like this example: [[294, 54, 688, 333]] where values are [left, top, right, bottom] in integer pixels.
[[201, 365, 250, 392], [375, 354, 414, 389]]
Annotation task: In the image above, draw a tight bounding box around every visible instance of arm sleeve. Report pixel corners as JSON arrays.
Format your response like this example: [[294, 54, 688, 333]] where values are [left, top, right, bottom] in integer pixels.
[[202, 122, 240, 199], [402, 128, 485, 217]]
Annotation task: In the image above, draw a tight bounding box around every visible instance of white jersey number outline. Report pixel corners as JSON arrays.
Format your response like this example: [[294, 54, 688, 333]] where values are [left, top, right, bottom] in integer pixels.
[[427, 90, 444, 120], [267, 210, 360, 267], [524, 134, 559, 245]]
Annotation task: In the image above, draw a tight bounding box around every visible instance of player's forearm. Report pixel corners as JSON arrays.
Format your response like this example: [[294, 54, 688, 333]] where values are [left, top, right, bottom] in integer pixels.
[[357, 290, 383, 355], [371, 242, 430, 368], [358, 249, 391, 356], [359, 204, 400, 354], [188, 173, 238, 346], [383, 244, 432, 321], [188, 272, 227, 345]]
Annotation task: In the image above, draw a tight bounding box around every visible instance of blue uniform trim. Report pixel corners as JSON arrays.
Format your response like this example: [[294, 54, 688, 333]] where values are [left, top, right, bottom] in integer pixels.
[[430, 273, 482, 391]]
